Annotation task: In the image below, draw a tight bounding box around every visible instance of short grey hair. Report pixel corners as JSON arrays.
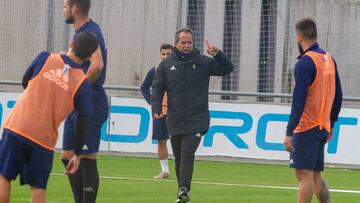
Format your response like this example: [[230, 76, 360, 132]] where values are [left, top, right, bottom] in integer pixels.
[[175, 27, 193, 44]]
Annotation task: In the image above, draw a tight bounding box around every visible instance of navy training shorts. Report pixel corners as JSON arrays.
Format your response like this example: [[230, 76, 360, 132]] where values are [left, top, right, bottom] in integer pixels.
[[152, 116, 169, 140], [0, 130, 53, 189], [62, 111, 105, 154], [290, 127, 328, 171]]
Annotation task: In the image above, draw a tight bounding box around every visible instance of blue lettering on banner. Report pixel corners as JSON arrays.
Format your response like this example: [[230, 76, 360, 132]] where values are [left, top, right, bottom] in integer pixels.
[[328, 117, 358, 154], [203, 111, 252, 149], [0, 97, 358, 155], [256, 113, 289, 151], [100, 106, 150, 143], [98, 105, 358, 155], [0, 101, 16, 128], [7, 101, 16, 108]]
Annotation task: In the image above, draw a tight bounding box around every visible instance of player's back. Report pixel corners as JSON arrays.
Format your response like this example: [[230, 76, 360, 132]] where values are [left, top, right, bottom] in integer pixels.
[[3, 54, 86, 151]]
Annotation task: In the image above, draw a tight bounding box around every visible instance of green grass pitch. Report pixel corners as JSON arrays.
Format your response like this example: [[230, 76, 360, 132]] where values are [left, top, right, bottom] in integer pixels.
[[9, 154, 360, 202]]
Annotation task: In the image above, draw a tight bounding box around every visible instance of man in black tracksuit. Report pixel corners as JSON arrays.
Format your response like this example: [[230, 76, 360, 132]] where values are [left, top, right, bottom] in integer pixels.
[[151, 27, 234, 203]]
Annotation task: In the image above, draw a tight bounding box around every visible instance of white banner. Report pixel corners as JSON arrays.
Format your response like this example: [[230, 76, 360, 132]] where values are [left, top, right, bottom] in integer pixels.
[[0, 93, 359, 165]]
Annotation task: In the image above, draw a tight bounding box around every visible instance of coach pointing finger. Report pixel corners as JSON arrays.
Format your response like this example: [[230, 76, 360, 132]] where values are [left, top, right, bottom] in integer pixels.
[[151, 27, 234, 203]]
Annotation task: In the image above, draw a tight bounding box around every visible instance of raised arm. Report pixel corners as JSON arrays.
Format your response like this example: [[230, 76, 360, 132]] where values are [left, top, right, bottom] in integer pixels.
[[206, 40, 234, 76], [86, 46, 104, 83]]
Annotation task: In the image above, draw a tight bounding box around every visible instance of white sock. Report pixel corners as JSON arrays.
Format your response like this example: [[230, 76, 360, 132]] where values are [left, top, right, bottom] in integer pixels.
[[160, 159, 169, 174]]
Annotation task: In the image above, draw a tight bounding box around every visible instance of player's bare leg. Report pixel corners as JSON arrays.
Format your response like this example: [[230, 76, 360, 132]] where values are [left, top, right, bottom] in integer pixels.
[[296, 169, 314, 203], [0, 175, 11, 203], [313, 172, 331, 203], [154, 139, 169, 179], [158, 139, 168, 161], [30, 187, 46, 203]]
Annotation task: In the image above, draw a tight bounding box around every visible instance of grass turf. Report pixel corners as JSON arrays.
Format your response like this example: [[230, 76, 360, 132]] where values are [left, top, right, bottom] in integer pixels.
[[9, 154, 360, 203]]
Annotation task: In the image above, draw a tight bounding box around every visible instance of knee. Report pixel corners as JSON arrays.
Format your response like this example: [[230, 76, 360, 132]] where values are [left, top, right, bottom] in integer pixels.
[[296, 169, 313, 182], [313, 172, 321, 179], [158, 140, 167, 147], [31, 187, 46, 197], [313, 172, 323, 184], [181, 152, 195, 162]]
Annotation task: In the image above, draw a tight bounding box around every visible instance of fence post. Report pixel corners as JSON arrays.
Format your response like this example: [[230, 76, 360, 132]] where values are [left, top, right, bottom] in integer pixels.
[[325, 0, 334, 50], [46, 0, 55, 52]]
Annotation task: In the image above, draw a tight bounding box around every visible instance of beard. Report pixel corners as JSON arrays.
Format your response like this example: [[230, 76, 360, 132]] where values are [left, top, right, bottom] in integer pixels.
[[297, 43, 304, 55], [65, 15, 74, 24]]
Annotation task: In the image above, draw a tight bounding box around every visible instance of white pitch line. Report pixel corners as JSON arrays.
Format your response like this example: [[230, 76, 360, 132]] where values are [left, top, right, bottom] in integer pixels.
[[51, 173, 360, 194]]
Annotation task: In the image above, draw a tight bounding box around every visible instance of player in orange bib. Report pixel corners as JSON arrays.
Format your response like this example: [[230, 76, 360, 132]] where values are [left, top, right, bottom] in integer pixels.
[[0, 32, 98, 203], [141, 43, 173, 179], [284, 18, 343, 203]]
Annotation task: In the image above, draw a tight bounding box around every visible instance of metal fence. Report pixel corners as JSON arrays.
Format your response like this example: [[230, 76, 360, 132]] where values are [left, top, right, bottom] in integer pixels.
[[0, 0, 359, 105]]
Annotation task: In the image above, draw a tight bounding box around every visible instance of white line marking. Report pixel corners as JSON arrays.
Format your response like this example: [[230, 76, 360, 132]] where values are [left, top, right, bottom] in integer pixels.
[[51, 173, 360, 194]]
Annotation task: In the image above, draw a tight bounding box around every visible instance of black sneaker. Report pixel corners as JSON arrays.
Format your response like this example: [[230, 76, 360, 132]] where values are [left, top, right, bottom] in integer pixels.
[[175, 187, 190, 203]]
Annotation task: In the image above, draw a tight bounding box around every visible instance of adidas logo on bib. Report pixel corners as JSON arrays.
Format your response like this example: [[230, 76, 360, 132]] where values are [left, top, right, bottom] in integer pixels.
[[42, 67, 69, 90]]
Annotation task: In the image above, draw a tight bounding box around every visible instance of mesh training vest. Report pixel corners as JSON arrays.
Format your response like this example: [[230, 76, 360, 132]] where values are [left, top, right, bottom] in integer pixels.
[[294, 51, 336, 134], [3, 54, 86, 151]]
